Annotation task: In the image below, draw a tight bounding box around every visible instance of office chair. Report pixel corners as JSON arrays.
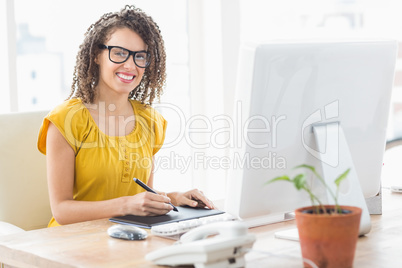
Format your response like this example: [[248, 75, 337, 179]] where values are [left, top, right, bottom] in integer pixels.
[[0, 110, 52, 235]]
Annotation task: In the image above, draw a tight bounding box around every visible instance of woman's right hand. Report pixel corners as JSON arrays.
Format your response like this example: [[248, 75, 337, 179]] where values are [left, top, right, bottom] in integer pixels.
[[124, 191, 173, 216]]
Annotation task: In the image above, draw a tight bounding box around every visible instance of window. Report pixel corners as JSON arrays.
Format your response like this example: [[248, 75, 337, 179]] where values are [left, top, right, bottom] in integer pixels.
[[237, 0, 402, 140], [9, 0, 190, 112]]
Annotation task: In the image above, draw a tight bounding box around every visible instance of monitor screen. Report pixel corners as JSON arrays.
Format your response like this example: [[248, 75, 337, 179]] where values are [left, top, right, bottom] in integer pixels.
[[225, 40, 397, 231]]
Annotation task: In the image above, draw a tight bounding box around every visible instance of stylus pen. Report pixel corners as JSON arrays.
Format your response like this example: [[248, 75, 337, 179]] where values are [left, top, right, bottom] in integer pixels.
[[133, 178, 178, 212]]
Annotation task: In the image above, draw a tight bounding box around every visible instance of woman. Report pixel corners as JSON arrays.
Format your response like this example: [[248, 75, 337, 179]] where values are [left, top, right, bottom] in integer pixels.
[[38, 5, 214, 227]]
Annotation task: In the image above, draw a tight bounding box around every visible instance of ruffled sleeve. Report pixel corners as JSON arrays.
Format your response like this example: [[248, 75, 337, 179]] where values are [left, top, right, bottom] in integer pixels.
[[37, 99, 94, 155]]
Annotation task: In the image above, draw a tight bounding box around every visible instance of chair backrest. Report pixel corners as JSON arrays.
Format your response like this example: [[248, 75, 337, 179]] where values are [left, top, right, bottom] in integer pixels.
[[0, 110, 52, 230]]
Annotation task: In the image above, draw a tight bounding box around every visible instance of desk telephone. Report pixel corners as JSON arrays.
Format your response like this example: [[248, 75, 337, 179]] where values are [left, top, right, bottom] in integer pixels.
[[145, 221, 256, 268]]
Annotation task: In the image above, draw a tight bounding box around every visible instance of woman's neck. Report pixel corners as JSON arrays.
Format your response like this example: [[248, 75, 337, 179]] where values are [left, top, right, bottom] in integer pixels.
[[87, 91, 135, 136], [93, 95, 132, 116]]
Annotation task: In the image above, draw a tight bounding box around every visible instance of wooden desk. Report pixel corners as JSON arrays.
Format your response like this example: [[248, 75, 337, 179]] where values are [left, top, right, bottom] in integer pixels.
[[1, 189, 402, 267]]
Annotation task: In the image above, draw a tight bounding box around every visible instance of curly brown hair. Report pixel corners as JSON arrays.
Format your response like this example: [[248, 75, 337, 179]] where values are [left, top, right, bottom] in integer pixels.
[[67, 5, 166, 105]]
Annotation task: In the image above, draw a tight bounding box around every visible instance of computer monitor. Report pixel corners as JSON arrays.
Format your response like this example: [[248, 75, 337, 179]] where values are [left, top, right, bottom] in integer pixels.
[[224, 40, 397, 235]]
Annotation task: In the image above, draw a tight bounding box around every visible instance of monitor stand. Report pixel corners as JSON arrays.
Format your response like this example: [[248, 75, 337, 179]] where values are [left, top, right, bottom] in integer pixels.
[[366, 189, 382, 215], [275, 122, 372, 241], [313, 122, 371, 235], [239, 212, 295, 229]]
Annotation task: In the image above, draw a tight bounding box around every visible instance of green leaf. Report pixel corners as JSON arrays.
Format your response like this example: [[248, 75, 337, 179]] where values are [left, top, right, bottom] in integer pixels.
[[293, 174, 306, 190], [264, 175, 291, 185], [264, 163, 352, 213], [334, 168, 350, 187], [294, 164, 316, 173]]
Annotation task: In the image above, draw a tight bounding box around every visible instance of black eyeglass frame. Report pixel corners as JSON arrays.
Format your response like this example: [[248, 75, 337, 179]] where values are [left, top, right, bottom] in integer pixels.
[[98, 44, 151, 68]]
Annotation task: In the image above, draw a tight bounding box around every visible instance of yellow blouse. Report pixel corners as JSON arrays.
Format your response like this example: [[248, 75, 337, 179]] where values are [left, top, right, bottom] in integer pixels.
[[37, 98, 167, 227]]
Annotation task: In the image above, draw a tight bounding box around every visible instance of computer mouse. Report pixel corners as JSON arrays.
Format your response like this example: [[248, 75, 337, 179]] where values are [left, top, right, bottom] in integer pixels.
[[391, 185, 402, 193], [107, 224, 148, 241]]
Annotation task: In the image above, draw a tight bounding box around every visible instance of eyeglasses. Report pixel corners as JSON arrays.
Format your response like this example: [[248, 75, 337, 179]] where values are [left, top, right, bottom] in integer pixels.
[[98, 44, 151, 68]]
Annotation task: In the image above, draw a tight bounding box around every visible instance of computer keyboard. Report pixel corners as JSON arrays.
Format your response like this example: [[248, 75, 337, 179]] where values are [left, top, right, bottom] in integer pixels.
[[151, 213, 236, 238]]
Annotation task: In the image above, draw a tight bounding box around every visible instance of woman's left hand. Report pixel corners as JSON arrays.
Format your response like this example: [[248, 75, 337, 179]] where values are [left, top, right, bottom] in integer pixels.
[[168, 189, 215, 209]]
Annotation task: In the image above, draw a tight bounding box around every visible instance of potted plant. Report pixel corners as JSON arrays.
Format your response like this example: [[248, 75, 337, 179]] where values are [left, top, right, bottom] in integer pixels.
[[266, 164, 362, 268]]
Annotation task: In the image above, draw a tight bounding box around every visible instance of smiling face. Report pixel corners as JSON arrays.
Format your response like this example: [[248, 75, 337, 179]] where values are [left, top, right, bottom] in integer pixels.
[[96, 27, 147, 99]]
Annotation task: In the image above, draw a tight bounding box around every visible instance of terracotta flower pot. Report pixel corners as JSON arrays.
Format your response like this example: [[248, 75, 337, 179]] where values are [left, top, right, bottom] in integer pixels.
[[295, 205, 362, 268]]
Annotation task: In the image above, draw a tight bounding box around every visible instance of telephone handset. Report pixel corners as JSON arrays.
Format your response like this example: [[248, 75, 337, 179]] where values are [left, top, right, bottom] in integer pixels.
[[145, 221, 256, 268]]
